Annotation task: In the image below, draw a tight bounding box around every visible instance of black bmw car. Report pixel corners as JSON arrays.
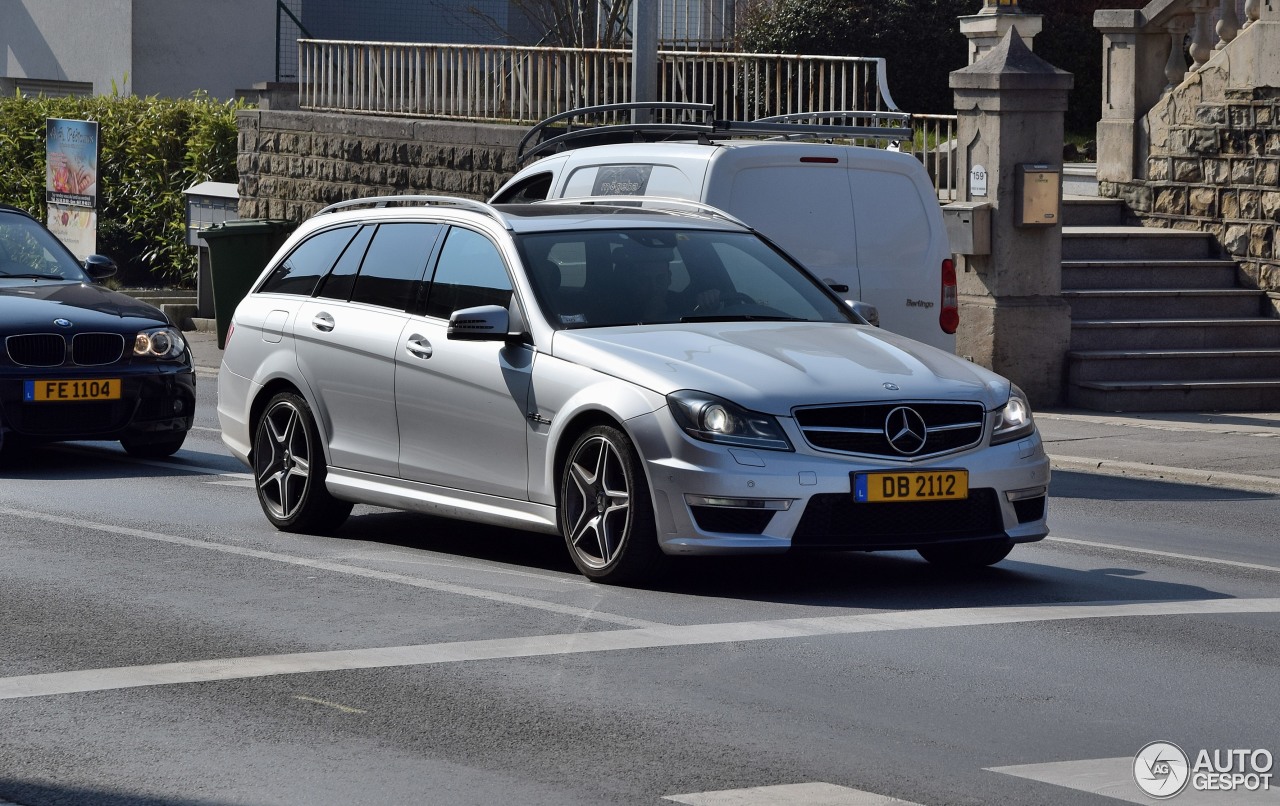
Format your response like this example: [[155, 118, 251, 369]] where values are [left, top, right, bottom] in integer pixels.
[[0, 204, 194, 458]]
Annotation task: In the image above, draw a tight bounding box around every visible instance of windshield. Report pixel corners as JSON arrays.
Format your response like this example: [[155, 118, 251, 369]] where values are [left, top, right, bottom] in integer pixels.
[[515, 228, 857, 329], [0, 211, 92, 282]]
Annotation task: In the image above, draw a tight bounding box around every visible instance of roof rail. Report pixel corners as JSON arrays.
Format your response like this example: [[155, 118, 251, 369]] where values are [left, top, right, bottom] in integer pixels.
[[518, 103, 913, 164], [534, 195, 750, 229], [317, 195, 510, 228]]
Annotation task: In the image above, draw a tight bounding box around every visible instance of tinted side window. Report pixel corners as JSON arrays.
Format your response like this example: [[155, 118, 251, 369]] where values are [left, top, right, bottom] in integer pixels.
[[491, 172, 552, 204], [314, 225, 374, 301], [349, 222, 440, 310], [258, 226, 357, 296], [424, 228, 512, 319]]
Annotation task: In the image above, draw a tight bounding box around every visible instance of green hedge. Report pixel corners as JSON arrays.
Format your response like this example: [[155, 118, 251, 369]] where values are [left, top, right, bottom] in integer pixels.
[[0, 92, 243, 287]]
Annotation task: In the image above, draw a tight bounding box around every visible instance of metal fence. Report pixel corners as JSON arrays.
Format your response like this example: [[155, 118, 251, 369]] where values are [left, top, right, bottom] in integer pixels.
[[295, 38, 958, 199]]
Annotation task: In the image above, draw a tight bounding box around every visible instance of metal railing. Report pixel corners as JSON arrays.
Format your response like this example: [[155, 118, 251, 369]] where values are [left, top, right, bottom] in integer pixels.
[[907, 113, 959, 202], [297, 40, 901, 124]]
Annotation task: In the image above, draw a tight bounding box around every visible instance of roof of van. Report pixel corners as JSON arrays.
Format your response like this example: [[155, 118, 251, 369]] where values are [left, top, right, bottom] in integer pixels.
[[524, 139, 925, 172]]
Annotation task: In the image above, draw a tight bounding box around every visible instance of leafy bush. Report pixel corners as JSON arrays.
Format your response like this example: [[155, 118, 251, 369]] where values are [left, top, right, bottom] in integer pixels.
[[0, 92, 242, 287]]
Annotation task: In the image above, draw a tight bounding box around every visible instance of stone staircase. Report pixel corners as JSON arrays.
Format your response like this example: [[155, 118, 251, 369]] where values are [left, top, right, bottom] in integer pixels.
[[1062, 197, 1280, 411]]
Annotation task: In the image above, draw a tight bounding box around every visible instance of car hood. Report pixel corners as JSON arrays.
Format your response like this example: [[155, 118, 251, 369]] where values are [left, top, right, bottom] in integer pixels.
[[0, 281, 167, 331], [551, 322, 1011, 414]]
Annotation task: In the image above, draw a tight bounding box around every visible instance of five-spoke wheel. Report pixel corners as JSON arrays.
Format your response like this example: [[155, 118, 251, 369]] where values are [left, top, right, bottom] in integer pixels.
[[253, 392, 352, 533], [559, 425, 662, 584]]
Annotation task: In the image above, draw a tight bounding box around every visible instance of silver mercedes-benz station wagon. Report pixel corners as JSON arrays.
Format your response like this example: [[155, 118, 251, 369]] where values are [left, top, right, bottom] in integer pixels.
[[218, 196, 1049, 584]]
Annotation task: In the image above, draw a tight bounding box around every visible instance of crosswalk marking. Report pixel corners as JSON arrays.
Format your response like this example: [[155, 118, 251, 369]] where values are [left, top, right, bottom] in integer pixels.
[[988, 758, 1278, 805], [664, 782, 922, 805]]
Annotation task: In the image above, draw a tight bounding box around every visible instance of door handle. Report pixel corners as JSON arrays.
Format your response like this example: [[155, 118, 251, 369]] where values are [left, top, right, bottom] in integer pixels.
[[406, 334, 433, 359], [311, 312, 335, 332]]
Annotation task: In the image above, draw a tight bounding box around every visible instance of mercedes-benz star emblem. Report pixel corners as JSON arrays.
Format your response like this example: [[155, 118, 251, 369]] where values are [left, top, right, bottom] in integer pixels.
[[53, 318, 73, 328], [882, 382, 899, 391], [884, 406, 927, 455]]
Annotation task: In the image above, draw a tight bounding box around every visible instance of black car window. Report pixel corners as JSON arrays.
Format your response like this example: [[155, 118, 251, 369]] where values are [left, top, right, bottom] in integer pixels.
[[314, 224, 374, 301], [0, 212, 89, 281], [424, 227, 512, 320], [258, 226, 357, 295], [349, 222, 440, 310], [490, 172, 553, 204]]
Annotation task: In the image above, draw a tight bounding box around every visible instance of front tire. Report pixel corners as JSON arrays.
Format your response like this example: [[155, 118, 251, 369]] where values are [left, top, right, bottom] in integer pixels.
[[120, 432, 186, 458], [559, 425, 664, 584], [918, 538, 1014, 569], [253, 392, 352, 534]]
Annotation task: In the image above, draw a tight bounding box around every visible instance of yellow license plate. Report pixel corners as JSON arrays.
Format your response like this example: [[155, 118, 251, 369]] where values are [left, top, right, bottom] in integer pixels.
[[853, 470, 968, 503], [24, 379, 121, 402]]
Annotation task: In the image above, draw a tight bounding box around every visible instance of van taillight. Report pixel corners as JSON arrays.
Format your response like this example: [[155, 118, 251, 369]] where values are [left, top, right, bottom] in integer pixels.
[[940, 259, 959, 334]]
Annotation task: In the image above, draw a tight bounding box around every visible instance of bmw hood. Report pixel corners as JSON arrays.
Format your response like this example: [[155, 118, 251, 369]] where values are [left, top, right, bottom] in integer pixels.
[[552, 322, 1013, 414], [0, 281, 167, 331]]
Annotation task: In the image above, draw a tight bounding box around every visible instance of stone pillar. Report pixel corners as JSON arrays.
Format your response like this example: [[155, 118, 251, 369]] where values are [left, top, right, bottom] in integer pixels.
[[950, 30, 1074, 408], [959, 0, 1043, 64], [1094, 9, 1180, 184]]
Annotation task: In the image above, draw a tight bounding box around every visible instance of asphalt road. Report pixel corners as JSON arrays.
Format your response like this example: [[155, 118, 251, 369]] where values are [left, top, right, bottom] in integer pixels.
[[0, 378, 1277, 806]]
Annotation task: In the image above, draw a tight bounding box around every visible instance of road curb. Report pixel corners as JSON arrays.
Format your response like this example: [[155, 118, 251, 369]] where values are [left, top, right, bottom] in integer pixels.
[[1050, 455, 1280, 495]]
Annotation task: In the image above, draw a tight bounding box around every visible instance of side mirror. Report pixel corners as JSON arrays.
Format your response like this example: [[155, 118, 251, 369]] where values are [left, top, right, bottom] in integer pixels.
[[846, 300, 880, 327], [447, 304, 511, 341], [83, 254, 118, 281]]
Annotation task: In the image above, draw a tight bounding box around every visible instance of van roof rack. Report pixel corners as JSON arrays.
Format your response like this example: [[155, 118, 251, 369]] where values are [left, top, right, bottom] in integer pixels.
[[534, 195, 751, 228], [517, 102, 912, 164], [316, 195, 511, 229]]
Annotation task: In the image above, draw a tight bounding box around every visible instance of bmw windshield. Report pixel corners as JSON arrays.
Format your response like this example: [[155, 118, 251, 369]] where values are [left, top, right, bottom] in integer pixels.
[[0, 210, 93, 282]]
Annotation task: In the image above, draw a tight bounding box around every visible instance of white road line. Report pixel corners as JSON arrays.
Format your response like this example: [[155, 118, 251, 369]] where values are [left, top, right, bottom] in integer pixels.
[[665, 782, 922, 805], [1046, 535, 1280, 574], [989, 757, 1277, 805], [1, 598, 1276, 701], [0, 507, 660, 630]]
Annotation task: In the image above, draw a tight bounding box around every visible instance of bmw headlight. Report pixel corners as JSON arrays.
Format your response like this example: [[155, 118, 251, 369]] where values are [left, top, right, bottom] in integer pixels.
[[134, 327, 186, 360], [991, 384, 1035, 445], [667, 390, 793, 451]]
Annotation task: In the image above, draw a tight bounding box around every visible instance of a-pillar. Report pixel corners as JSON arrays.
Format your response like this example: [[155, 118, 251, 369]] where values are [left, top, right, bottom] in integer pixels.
[[949, 30, 1074, 408]]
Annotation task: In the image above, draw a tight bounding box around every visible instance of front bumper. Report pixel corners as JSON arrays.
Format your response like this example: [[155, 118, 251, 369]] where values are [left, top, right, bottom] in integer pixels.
[[0, 367, 196, 443], [627, 408, 1050, 556]]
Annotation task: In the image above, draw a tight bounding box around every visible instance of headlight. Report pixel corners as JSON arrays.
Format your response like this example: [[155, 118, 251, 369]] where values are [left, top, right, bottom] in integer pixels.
[[991, 384, 1035, 445], [667, 390, 793, 451], [134, 327, 186, 360]]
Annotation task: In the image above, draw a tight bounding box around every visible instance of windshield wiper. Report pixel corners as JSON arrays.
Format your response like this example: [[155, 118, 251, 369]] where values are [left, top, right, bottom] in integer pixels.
[[0, 273, 60, 280]]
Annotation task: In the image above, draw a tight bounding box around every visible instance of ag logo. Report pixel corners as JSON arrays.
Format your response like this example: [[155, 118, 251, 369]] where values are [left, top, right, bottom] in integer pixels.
[[1134, 741, 1190, 799]]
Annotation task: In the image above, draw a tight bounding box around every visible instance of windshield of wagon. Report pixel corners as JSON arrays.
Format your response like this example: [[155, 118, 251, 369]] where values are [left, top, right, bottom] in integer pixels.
[[0, 211, 92, 282], [515, 228, 858, 329]]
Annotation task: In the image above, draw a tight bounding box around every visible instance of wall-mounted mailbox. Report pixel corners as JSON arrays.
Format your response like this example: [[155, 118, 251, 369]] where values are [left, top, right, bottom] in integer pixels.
[[941, 201, 992, 255], [1016, 163, 1060, 226]]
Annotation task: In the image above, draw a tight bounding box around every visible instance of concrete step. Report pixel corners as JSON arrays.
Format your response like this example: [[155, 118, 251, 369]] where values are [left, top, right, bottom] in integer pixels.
[[1062, 164, 1099, 197], [1062, 226, 1219, 261], [1067, 378, 1280, 412], [1062, 197, 1126, 227], [1063, 288, 1267, 319], [1062, 259, 1240, 290], [1066, 348, 1280, 383], [1069, 318, 1280, 350]]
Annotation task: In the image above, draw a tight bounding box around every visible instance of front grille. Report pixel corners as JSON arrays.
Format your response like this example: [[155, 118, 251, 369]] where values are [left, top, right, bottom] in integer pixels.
[[73, 332, 126, 365], [792, 488, 1004, 548], [6, 334, 67, 367], [793, 401, 985, 459], [690, 506, 775, 535]]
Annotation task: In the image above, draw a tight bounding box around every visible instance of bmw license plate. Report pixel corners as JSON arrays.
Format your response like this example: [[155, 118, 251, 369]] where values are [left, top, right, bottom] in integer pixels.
[[852, 470, 968, 503], [24, 379, 121, 402]]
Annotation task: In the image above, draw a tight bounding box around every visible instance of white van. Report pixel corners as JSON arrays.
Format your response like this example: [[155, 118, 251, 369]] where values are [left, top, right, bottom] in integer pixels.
[[491, 108, 957, 352]]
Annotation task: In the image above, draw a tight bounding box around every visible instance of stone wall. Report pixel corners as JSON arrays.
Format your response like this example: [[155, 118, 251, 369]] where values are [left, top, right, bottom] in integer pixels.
[[1100, 65, 1280, 300], [235, 109, 524, 221]]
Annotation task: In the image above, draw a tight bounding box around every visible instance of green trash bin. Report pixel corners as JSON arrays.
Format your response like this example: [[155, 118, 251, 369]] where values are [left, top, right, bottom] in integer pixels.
[[201, 219, 295, 349]]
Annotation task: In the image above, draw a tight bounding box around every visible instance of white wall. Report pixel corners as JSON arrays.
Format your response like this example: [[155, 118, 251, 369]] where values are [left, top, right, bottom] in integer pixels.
[[0, 0, 274, 99], [1, 0, 133, 93], [133, 0, 274, 98]]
